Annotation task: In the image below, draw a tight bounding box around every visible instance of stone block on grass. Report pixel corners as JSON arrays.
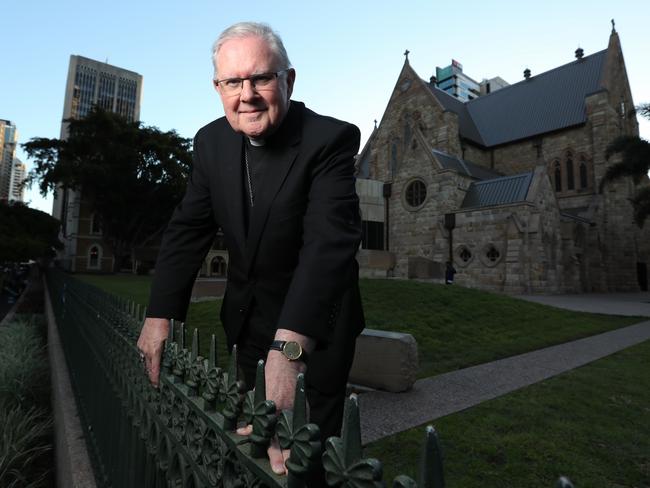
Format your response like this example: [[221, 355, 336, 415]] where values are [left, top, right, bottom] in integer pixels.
[[349, 328, 418, 392]]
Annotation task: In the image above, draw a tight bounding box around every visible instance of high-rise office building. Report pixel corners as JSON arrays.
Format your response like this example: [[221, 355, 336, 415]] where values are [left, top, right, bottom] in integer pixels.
[[0, 119, 18, 201], [60, 55, 142, 132], [433, 60, 509, 102], [435, 60, 481, 101], [9, 158, 26, 202], [479, 76, 510, 96], [54, 55, 143, 272]]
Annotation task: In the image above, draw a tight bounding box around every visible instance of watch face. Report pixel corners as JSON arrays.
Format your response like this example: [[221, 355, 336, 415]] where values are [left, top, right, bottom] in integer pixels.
[[283, 341, 302, 360]]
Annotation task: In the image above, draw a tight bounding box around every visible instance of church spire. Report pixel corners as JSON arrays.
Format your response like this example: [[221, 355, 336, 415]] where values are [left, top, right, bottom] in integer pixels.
[[607, 18, 621, 52]]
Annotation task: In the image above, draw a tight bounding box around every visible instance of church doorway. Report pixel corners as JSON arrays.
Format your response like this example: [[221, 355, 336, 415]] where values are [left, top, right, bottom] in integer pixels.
[[211, 256, 227, 277]]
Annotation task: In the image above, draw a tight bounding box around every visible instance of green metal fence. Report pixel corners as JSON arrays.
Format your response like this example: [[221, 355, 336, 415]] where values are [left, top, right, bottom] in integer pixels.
[[46, 270, 575, 487]]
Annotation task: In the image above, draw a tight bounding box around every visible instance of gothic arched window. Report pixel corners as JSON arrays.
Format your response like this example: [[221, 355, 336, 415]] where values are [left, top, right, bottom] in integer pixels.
[[566, 152, 575, 190], [579, 157, 588, 189], [403, 121, 412, 149], [554, 161, 562, 192], [211, 256, 227, 277], [90, 213, 102, 235], [390, 138, 399, 177]]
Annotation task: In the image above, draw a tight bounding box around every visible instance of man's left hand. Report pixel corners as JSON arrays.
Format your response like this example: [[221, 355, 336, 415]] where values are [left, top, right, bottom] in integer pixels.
[[236, 329, 314, 475]]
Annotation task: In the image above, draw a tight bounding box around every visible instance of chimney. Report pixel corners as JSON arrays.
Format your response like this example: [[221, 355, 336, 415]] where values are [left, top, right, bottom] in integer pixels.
[[575, 47, 584, 60], [524, 68, 531, 80]]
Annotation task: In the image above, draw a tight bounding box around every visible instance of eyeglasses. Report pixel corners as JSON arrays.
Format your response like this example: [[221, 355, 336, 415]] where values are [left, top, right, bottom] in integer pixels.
[[214, 69, 289, 95]]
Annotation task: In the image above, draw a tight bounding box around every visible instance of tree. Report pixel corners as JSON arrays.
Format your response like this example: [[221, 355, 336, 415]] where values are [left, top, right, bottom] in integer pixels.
[[0, 202, 62, 263], [22, 108, 192, 272], [600, 103, 650, 227]]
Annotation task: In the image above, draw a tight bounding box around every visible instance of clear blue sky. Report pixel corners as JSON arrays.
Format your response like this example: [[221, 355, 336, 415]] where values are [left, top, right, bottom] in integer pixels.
[[2, 0, 649, 213]]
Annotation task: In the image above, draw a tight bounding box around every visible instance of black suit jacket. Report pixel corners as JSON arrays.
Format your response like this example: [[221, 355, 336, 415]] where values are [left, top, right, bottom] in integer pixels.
[[148, 101, 365, 350]]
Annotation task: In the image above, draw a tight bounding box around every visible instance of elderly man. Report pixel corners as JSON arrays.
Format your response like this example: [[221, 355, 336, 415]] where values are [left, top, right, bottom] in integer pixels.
[[137, 22, 364, 476]]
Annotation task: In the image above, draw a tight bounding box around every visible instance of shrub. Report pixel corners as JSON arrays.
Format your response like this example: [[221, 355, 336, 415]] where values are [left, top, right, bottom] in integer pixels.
[[0, 318, 52, 487], [0, 317, 49, 408], [0, 404, 52, 487]]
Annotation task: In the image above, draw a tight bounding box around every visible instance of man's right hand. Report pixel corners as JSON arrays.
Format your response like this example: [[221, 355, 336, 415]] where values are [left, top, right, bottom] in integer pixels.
[[137, 318, 170, 387]]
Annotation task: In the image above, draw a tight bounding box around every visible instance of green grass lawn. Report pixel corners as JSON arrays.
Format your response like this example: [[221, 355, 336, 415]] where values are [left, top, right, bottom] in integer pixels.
[[365, 338, 650, 487], [76, 274, 641, 378], [77, 273, 153, 306], [76, 273, 230, 364]]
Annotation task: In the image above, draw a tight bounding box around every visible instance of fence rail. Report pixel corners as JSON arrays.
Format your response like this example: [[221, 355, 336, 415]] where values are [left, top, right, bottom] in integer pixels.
[[46, 270, 575, 487]]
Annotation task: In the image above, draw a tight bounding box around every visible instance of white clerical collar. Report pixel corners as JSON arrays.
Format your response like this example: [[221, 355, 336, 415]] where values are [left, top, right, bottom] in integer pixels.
[[248, 137, 266, 147]]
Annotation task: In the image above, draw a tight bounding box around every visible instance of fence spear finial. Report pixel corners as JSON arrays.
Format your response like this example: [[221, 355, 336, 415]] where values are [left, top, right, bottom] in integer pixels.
[[191, 328, 199, 362], [209, 334, 217, 369]]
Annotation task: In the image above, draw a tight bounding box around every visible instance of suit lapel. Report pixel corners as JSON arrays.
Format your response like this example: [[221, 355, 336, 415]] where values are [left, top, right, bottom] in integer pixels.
[[220, 130, 246, 249], [244, 102, 302, 275]]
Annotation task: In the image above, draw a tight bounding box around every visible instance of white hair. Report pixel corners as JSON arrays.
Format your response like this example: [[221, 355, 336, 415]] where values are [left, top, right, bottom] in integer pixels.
[[212, 22, 291, 79]]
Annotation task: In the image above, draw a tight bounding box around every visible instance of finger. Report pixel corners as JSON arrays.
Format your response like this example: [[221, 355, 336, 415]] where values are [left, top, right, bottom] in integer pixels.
[[142, 347, 161, 387], [282, 448, 291, 465], [143, 355, 159, 387], [149, 348, 162, 387], [268, 437, 287, 475], [148, 363, 160, 387], [236, 424, 253, 436]]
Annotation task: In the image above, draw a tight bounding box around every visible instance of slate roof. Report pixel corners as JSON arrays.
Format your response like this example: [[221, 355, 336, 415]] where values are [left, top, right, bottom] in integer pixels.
[[432, 149, 501, 180], [461, 172, 534, 209], [426, 87, 484, 144], [426, 49, 608, 147]]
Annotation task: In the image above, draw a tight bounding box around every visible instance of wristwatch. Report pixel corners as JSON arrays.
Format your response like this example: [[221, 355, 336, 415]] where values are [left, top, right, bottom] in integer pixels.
[[269, 340, 308, 362]]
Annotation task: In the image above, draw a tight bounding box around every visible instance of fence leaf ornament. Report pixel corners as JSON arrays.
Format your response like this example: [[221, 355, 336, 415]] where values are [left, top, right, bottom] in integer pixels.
[[202, 427, 226, 485], [185, 411, 206, 462], [323, 394, 383, 487], [201, 361, 223, 408], [243, 360, 278, 458], [201, 335, 223, 407], [186, 329, 204, 394], [277, 373, 322, 485], [172, 324, 192, 382], [221, 345, 246, 431]]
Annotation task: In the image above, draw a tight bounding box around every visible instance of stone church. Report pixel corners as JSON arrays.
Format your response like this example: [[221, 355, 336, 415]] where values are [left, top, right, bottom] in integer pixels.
[[355, 25, 650, 293]]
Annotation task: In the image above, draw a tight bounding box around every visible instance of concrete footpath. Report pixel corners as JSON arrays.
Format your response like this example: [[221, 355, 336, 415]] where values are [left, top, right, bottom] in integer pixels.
[[517, 292, 650, 317], [359, 293, 650, 444]]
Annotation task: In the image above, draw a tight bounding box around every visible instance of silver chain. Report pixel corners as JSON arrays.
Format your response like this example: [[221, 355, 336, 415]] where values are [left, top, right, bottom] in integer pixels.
[[244, 147, 254, 207]]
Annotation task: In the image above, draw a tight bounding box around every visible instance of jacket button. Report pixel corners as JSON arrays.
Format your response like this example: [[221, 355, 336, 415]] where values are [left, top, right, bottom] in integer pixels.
[[239, 308, 246, 314]]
